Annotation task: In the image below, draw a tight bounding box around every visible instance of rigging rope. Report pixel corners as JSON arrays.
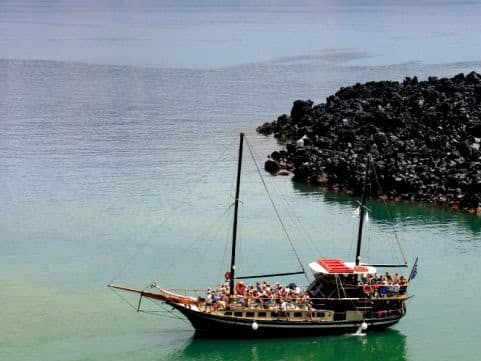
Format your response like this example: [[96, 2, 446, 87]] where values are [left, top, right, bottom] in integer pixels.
[[108, 136, 239, 284], [162, 203, 235, 281], [142, 297, 190, 324], [366, 163, 373, 264], [110, 287, 142, 312], [245, 137, 308, 281], [369, 155, 408, 265], [259, 168, 324, 258], [109, 286, 190, 323]]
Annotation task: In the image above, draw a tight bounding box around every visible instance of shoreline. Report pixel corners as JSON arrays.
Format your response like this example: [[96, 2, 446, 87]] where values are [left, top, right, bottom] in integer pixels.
[[257, 72, 481, 215]]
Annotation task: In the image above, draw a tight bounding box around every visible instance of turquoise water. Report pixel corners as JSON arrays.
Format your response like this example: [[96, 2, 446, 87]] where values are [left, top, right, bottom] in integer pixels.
[[1, 1, 481, 360]]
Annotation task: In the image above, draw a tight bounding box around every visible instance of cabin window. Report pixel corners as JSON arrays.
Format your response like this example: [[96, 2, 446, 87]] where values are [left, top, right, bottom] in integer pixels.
[[224, 311, 232, 316], [317, 312, 325, 318], [294, 312, 303, 318], [258, 312, 266, 317], [234, 312, 243, 317], [246, 312, 255, 317]]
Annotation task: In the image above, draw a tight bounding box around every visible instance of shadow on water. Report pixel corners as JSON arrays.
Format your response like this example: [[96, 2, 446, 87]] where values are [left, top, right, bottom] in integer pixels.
[[166, 329, 407, 361], [291, 181, 481, 234]]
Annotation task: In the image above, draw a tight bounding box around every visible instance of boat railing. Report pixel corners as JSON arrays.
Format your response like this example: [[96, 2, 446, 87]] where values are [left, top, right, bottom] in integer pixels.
[[155, 287, 409, 304], [158, 287, 408, 301], [159, 288, 207, 298]]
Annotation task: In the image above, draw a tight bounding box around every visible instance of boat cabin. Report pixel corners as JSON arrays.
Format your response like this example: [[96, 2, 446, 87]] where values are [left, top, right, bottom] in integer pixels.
[[308, 258, 407, 300]]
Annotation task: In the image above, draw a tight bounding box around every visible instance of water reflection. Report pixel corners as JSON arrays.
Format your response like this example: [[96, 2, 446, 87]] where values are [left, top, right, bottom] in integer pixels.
[[167, 329, 407, 361], [292, 181, 481, 234]]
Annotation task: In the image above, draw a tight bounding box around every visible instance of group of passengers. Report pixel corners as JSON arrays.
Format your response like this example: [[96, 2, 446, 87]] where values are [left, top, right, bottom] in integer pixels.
[[203, 272, 408, 312], [204, 281, 312, 313], [360, 272, 408, 297]]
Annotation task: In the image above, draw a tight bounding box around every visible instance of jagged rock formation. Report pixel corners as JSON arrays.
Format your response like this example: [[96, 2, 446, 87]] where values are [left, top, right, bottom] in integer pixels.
[[257, 72, 481, 214]]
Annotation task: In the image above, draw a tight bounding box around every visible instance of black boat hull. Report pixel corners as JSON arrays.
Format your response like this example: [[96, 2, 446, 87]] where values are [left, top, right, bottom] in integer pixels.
[[174, 305, 403, 338]]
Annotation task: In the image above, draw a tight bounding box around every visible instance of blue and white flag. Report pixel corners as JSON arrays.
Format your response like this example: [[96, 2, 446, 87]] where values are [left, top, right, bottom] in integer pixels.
[[408, 257, 419, 281]]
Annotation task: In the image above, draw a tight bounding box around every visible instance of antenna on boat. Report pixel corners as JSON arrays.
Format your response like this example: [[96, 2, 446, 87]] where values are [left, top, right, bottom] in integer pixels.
[[229, 132, 244, 296], [355, 154, 370, 266]]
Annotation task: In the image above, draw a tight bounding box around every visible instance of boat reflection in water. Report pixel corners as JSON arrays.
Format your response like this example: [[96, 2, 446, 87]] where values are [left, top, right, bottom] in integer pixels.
[[169, 329, 407, 361]]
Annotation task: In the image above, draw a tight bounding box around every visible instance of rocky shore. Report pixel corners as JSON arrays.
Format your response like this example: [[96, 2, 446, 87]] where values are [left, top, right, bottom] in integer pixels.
[[257, 72, 481, 214]]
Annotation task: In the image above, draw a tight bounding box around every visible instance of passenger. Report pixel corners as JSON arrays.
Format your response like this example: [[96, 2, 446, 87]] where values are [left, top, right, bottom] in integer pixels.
[[236, 294, 245, 308], [280, 298, 288, 319], [262, 281, 269, 291], [205, 291, 213, 313], [219, 292, 228, 309], [394, 273, 401, 283], [378, 284, 388, 298], [211, 291, 218, 310], [295, 285, 301, 295], [255, 292, 262, 307], [392, 282, 400, 295], [367, 274, 375, 284], [399, 276, 408, 294], [265, 291, 275, 309], [246, 295, 255, 308]]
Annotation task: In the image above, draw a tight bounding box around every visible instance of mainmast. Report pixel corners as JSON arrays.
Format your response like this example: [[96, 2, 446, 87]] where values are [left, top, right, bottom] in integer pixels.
[[355, 155, 370, 266], [229, 132, 244, 296]]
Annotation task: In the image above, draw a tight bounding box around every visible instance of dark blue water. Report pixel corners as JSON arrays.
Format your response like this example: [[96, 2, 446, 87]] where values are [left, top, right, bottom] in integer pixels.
[[1, 1, 481, 360]]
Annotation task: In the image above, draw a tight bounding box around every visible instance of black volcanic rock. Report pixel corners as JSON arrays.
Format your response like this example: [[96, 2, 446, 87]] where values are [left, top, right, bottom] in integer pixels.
[[256, 72, 481, 214], [265, 159, 280, 174]]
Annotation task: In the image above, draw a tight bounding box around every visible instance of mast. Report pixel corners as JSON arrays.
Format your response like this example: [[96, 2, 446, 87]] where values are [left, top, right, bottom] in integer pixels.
[[355, 155, 370, 266], [229, 132, 244, 296]]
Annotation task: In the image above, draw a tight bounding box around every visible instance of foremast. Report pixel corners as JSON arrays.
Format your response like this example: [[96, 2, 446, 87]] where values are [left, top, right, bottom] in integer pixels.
[[229, 132, 244, 296], [355, 155, 370, 266], [353, 155, 409, 269]]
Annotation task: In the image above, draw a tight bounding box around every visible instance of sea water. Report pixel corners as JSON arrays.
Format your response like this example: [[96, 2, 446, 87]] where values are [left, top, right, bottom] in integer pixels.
[[1, 1, 480, 360]]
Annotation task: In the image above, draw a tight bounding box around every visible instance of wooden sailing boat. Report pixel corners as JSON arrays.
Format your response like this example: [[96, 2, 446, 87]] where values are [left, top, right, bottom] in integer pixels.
[[109, 133, 416, 338]]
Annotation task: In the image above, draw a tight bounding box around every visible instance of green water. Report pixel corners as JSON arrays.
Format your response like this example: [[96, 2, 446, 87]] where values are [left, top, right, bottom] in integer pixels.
[[1, 146, 480, 360]]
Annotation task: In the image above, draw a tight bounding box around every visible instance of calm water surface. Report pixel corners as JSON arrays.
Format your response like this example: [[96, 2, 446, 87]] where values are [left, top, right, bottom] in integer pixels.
[[1, 1, 481, 361]]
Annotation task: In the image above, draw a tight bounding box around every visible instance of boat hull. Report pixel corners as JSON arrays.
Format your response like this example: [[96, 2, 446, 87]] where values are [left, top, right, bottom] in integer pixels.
[[174, 305, 403, 338], [107, 284, 407, 338]]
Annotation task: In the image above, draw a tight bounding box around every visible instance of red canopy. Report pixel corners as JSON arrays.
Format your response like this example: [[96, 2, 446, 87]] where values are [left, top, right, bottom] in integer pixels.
[[316, 258, 353, 274]]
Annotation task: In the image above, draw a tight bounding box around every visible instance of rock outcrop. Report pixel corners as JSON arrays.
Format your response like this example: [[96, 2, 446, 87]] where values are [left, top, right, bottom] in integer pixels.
[[257, 72, 481, 214]]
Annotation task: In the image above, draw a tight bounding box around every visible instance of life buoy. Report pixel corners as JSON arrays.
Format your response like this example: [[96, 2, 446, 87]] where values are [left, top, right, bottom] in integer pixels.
[[363, 284, 374, 295], [235, 282, 246, 295], [224, 271, 231, 280]]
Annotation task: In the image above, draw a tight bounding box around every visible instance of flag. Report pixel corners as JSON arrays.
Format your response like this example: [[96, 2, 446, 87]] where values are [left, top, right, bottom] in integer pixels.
[[408, 257, 419, 281], [364, 212, 369, 223], [352, 206, 360, 218]]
